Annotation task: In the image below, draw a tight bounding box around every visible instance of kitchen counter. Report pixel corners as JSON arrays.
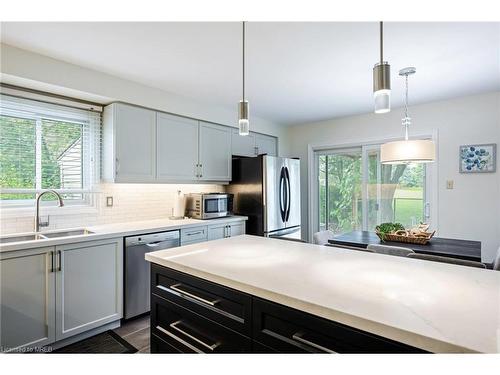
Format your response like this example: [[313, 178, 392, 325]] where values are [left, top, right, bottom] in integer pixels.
[[0, 216, 247, 253], [145, 235, 500, 353]]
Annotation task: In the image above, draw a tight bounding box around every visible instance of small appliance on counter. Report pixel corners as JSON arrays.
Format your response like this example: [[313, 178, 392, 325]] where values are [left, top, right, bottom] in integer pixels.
[[169, 190, 186, 220], [185, 193, 233, 219]]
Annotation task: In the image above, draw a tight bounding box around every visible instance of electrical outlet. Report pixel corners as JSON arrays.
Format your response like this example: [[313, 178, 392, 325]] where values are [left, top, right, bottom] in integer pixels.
[[446, 180, 454, 189], [106, 196, 114, 207]]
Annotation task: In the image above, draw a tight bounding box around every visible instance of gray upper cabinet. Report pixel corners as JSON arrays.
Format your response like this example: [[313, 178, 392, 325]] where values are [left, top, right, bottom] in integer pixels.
[[231, 129, 256, 157], [103, 103, 156, 183], [0, 247, 56, 351], [231, 129, 277, 157], [199, 122, 231, 181], [157, 113, 199, 182], [103, 102, 278, 183], [55, 238, 123, 341], [255, 133, 277, 157]]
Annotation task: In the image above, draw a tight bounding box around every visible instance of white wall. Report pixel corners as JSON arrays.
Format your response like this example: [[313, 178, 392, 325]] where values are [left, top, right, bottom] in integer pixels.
[[0, 43, 290, 155], [287, 92, 500, 262]]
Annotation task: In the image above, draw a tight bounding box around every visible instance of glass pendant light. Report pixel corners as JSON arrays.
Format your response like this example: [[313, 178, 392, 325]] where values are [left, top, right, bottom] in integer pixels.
[[373, 22, 391, 114], [238, 21, 249, 136], [380, 67, 436, 164]]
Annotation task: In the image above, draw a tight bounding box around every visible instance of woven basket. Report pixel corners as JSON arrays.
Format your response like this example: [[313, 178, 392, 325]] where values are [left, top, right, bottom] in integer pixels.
[[375, 231, 435, 245]]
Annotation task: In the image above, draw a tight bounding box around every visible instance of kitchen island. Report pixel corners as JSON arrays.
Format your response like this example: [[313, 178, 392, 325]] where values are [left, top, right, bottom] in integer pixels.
[[145, 235, 500, 354]]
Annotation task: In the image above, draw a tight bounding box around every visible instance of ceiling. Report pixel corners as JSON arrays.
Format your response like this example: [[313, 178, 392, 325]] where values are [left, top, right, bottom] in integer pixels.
[[1, 22, 499, 126]]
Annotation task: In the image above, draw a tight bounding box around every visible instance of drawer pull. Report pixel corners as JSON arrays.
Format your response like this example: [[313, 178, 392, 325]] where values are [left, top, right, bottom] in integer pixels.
[[292, 332, 337, 353], [169, 283, 220, 306], [186, 231, 203, 236], [156, 325, 203, 353], [170, 320, 220, 352]]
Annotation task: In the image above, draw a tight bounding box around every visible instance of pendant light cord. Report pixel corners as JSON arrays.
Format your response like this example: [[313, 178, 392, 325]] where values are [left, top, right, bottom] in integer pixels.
[[380, 21, 383, 63], [242, 21, 246, 102]]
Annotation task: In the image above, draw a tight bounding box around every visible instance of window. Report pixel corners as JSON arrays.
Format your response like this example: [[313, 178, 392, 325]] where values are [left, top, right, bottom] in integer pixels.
[[314, 142, 431, 236], [0, 94, 101, 207]]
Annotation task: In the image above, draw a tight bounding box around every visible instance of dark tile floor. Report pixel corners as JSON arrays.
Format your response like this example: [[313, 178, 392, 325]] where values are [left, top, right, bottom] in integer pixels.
[[113, 314, 151, 353]]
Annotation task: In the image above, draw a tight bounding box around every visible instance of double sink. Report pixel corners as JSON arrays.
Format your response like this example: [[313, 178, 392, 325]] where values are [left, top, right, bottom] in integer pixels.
[[0, 229, 94, 244]]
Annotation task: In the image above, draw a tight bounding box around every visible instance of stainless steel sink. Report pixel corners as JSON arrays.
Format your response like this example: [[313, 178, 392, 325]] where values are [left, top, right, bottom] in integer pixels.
[[42, 229, 94, 238], [0, 233, 47, 244], [0, 229, 94, 244]]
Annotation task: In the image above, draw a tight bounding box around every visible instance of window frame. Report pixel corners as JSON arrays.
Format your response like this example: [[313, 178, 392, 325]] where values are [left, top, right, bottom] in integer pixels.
[[0, 94, 101, 211]]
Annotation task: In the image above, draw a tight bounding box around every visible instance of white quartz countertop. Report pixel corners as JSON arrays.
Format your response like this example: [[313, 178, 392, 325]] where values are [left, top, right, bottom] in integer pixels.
[[145, 235, 500, 353], [0, 216, 247, 252]]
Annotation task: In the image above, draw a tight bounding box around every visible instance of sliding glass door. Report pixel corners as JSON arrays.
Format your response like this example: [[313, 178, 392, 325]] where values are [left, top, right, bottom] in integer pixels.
[[314, 143, 429, 236], [318, 148, 362, 233]]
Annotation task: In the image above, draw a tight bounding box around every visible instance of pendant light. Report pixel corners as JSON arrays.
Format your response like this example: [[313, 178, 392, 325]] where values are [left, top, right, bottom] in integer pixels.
[[373, 21, 391, 114], [380, 67, 436, 164], [238, 21, 249, 136]]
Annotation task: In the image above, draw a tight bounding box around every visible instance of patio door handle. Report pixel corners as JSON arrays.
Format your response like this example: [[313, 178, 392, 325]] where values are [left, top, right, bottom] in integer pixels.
[[424, 202, 430, 219]]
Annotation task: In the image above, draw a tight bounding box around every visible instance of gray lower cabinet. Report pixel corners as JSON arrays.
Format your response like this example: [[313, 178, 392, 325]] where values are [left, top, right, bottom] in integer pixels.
[[0, 247, 56, 352], [55, 238, 123, 341], [208, 221, 246, 241], [181, 226, 209, 246], [0, 238, 123, 351]]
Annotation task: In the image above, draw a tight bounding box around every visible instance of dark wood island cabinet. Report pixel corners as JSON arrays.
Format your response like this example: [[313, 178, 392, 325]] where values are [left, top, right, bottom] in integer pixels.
[[150, 264, 426, 354]]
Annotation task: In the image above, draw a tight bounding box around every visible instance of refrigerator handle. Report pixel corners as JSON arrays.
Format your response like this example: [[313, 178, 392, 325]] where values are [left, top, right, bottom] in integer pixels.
[[279, 167, 286, 222], [284, 167, 291, 222]]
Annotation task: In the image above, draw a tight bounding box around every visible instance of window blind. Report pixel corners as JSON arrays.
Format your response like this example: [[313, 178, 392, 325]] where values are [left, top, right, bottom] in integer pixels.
[[0, 94, 102, 203]]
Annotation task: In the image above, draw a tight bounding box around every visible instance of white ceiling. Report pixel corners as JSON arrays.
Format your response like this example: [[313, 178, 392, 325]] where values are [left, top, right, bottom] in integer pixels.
[[1, 22, 499, 126]]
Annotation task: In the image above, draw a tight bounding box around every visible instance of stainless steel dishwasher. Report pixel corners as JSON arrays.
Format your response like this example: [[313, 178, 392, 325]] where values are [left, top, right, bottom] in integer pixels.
[[124, 230, 180, 319]]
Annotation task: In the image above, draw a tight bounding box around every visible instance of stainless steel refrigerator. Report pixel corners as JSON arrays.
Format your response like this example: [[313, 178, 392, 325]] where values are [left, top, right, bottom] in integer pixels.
[[227, 155, 301, 240]]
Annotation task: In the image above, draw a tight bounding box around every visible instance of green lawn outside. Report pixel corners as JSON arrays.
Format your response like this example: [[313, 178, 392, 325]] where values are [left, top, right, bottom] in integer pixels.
[[393, 197, 423, 227]]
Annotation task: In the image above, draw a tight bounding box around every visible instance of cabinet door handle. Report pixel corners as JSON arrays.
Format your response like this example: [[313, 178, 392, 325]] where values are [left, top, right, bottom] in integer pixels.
[[115, 158, 120, 176], [57, 250, 62, 272], [50, 251, 55, 272], [169, 283, 219, 306], [292, 332, 337, 353], [169, 320, 220, 352], [156, 325, 203, 353], [254, 146, 259, 155], [228, 225, 231, 237]]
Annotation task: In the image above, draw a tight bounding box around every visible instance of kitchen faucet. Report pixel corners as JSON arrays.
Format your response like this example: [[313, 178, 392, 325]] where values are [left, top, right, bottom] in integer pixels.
[[35, 190, 64, 232]]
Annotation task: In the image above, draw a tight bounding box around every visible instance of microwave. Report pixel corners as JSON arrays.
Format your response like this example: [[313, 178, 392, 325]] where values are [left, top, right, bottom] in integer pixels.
[[185, 193, 233, 219]]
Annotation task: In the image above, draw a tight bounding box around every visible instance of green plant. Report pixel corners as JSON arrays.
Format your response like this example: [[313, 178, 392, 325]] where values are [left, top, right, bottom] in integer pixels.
[[375, 222, 405, 241]]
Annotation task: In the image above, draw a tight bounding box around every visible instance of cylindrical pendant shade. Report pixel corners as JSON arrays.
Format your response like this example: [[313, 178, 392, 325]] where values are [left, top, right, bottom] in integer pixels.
[[238, 100, 249, 135], [380, 139, 436, 164], [373, 62, 391, 114]]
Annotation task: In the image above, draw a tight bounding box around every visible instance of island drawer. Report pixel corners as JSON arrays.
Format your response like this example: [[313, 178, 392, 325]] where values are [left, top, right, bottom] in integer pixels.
[[252, 298, 426, 354], [151, 293, 251, 353], [151, 264, 252, 336], [151, 333, 183, 353]]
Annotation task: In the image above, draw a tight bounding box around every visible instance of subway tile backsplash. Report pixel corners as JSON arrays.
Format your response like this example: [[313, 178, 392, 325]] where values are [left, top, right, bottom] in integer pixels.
[[0, 183, 223, 234]]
